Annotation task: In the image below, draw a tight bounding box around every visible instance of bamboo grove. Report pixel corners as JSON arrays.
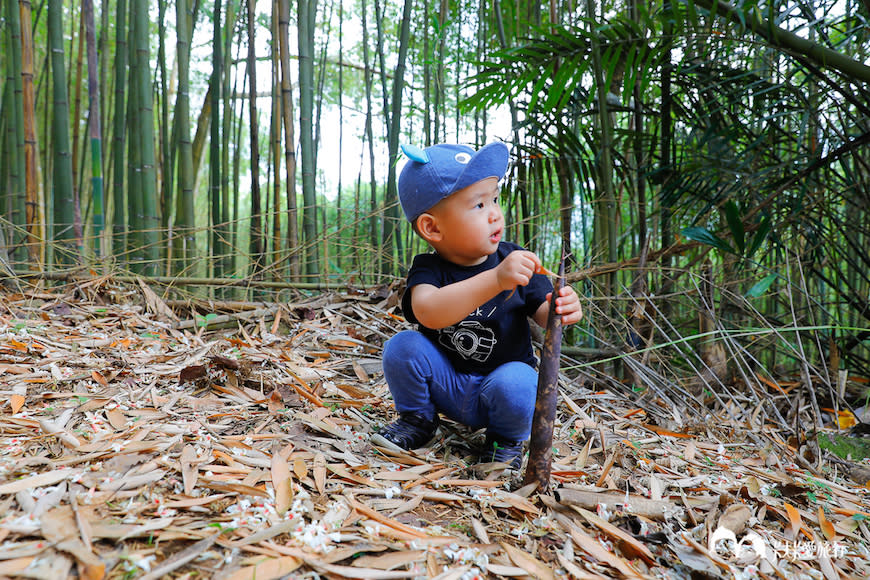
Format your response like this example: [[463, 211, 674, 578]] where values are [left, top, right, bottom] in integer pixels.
[[2, 1, 870, 382]]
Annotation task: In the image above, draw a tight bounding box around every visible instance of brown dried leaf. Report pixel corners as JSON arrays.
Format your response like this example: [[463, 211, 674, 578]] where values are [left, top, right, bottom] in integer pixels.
[[180, 445, 199, 496], [0, 469, 80, 496], [91, 370, 109, 387], [224, 556, 303, 580], [105, 408, 127, 430], [179, 364, 208, 384], [784, 502, 803, 541], [40, 507, 105, 580], [267, 389, 285, 413], [500, 542, 556, 580], [718, 502, 752, 535], [271, 453, 293, 516], [210, 354, 242, 370], [819, 506, 837, 541], [10, 393, 25, 414], [575, 507, 656, 565]]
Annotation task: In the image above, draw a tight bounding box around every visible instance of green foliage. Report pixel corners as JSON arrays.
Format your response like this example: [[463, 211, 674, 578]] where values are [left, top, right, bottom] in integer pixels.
[[818, 433, 870, 462]]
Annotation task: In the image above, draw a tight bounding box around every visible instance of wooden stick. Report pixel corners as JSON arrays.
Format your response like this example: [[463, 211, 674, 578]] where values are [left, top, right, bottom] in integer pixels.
[[523, 255, 565, 493]]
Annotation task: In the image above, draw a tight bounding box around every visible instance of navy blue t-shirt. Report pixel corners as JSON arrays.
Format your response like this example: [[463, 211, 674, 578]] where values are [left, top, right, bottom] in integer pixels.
[[401, 241, 553, 374]]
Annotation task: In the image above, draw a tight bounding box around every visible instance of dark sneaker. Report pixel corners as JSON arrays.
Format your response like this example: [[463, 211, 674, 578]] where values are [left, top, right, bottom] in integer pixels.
[[375, 412, 438, 450], [484, 434, 525, 469]]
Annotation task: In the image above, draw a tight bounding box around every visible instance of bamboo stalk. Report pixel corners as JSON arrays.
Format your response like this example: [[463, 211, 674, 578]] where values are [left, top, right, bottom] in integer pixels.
[[19, 0, 42, 267], [48, 0, 75, 264], [278, 0, 298, 279], [523, 256, 565, 494], [111, 0, 128, 262], [82, 0, 104, 256]]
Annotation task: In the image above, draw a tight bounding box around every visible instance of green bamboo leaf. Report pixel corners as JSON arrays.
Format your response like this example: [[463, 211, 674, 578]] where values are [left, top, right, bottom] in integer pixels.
[[746, 215, 771, 258], [746, 273, 778, 298], [723, 200, 745, 254], [681, 226, 735, 254]]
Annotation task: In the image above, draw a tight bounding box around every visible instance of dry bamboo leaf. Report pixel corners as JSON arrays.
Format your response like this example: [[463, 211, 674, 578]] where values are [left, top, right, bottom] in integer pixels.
[[351, 550, 426, 569], [224, 556, 303, 580], [495, 490, 540, 514], [105, 408, 127, 430], [718, 503, 751, 535], [642, 423, 695, 438], [0, 469, 80, 496], [163, 494, 228, 509], [471, 518, 490, 544], [138, 533, 220, 580], [97, 469, 165, 491], [303, 557, 423, 579], [0, 556, 35, 575], [38, 418, 81, 448], [267, 389, 284, 413], [430, 567, 472, 580], [91, 370, 109, 387], [554, 552, 607, 580], [500, 542, 556, 580], [347, 497, 429, 539], [198, 480, 270, 498], [819, 506, 837, 541], [180, 445, 199, 496], [567, 527, 642, 579], [328, 464, 378, 487], [296, 412, 350, 439], [484, 563, 530, 577], [88, 519, 173, 540], [40, 507, 105, 580], [10, 393, 25, 414], [236, 520, 298, 546], [15, 550, 74, 578], [313, 452, 326, 494], [292, 457, 308, 479], [574, 507, 656, 565], [684, 440, 697, 462], [352, 360, 370, 382], [271, 452, 293, 516], [387, 493, 423, 518], [138, 277, 179, 321], [818, 548, 842, 580], [784, 502, 802, 541], [118, 518, 177, 542], [375, 470, 429, 482]]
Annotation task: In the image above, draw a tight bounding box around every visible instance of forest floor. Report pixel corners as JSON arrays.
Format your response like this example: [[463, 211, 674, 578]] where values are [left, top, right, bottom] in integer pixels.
[[0, 278, 869, 580]]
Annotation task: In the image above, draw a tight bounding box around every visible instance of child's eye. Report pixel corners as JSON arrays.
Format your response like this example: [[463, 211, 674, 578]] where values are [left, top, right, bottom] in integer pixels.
[[476, 202, 485, 209]]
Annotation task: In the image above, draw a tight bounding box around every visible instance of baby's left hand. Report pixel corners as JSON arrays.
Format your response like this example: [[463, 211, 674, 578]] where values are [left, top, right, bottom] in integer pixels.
[[548, 285, 583, 325]]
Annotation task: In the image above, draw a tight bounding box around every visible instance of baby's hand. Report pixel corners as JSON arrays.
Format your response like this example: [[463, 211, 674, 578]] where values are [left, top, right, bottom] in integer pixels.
[[496, 250, 541, 292], [548, 284, 583, 325]]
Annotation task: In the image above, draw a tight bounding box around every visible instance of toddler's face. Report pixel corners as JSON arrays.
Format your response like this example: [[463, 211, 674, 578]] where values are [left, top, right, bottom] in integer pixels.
[[428, 177, 503, 266]]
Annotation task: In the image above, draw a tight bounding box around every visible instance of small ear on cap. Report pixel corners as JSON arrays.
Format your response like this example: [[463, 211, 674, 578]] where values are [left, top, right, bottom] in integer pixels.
[[401, 144, 429, 164]]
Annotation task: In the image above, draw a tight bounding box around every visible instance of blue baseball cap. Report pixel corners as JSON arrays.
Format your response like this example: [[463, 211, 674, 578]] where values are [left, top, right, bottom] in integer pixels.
[[397, 142, 510, 223]]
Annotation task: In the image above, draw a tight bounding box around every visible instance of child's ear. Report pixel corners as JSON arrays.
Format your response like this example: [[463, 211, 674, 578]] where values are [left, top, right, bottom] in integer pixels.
[[416, 213, 442, 243]]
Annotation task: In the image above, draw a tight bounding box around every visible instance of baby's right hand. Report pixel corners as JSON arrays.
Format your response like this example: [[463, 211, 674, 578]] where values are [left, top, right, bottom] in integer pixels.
[[496, 250, 542, 292]]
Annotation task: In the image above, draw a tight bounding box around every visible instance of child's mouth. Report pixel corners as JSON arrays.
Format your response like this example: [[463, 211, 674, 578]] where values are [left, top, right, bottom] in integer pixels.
[[490, 230, 502, 243]]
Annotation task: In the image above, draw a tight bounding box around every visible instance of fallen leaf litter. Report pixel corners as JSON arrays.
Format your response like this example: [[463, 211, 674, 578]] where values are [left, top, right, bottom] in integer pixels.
[[0, 280, 868, 579]]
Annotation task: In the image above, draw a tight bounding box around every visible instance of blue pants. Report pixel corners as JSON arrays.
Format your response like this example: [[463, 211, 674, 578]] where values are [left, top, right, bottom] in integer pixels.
[[382, 330, 537, 442]]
